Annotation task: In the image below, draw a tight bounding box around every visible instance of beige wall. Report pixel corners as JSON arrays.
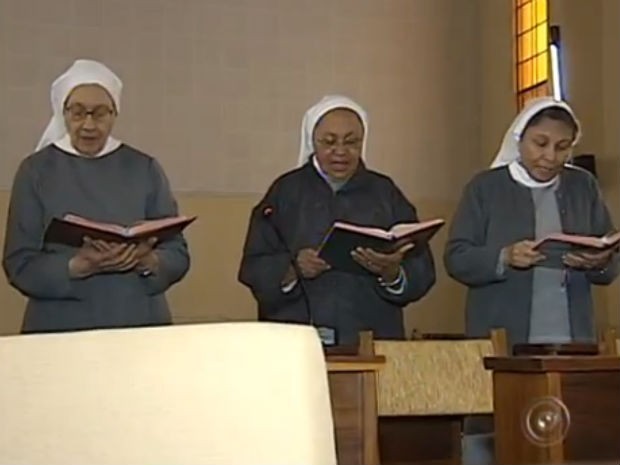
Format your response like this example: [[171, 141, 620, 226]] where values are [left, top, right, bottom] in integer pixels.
[[478, 0, 517, 165]]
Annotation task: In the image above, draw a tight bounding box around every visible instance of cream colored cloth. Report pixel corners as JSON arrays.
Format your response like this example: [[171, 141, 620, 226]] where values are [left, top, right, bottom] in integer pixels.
[[298, 94, 368, 166], [0, 322, 336, 465], [490, 96, 581, 188], [36, 59, 123, 157]]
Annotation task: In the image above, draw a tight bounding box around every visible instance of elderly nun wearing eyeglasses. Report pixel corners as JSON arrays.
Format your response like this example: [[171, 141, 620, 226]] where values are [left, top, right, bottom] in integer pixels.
[[238, 95, 435, 345], [2, 59, 190, 333], [444, 97, 618, 350]]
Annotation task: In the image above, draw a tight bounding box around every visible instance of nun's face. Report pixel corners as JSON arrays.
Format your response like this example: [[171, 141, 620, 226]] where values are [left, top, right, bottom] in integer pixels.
[[312, 108, 364, 180], [518, 116, 575, 182], [63, 84, 116, 156]]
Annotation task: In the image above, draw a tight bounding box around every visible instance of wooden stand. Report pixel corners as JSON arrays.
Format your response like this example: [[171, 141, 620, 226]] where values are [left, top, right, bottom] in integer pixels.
[[484, 354, 620, 465], [326, 332, 385, 465]]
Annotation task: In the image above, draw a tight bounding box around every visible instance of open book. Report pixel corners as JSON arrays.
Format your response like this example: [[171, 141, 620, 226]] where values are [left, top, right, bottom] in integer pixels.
[[318, 218, 444, 274], [44, 214, 196, 248], [533, 230, 620, 252]]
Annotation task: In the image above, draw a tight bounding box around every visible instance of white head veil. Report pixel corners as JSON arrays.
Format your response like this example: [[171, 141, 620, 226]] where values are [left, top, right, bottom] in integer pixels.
[[297, 95, 368, 167], [490, 96, 581, 188], [36, 59, 123, 157]]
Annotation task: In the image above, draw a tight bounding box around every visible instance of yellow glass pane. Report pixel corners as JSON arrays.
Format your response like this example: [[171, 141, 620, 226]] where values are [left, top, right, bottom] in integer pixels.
[[536, 52, 548, 83], [521, 59, 534, 89], [527, 60, 535, 88], [519, 30, 534, 61], [521, 66, 529, 89], [535, 23, 548, 54], [535, 0, 548, 24], [521, 2, 533, 31]]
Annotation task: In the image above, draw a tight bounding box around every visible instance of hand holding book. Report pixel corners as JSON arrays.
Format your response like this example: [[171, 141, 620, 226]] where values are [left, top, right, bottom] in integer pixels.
[[68, 236, 159, 279], [89, 236, 159, 274], [529, 230, 619, 270], [533, 230, 620, 251], [503, 233, 618, 271], [562, 248, 614, 270], [503, 240, 546, 269], [69, 239, 136, 278], [295, 249, 331, 279], [351, 242, 414, 281]]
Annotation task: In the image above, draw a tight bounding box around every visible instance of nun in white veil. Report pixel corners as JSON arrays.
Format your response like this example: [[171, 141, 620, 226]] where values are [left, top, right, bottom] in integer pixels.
[[447, 97, 618, 465], [490, 96, 582, 188], [3, 58, 189, 334], [239, 94, 436, 346], [444, 96, 618, 349], [36, 58, 123, 156], [297, 94, 369, 167]]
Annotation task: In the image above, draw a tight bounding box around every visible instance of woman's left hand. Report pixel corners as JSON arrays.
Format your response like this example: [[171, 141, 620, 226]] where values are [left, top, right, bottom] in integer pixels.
[[90, 237, 159, 273], [563, 249, 614, 270], [351, 243, 414, 282]]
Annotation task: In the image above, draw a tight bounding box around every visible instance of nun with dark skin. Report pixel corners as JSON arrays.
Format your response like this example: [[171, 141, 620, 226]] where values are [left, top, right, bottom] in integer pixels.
[[238, 95, 436, 345]]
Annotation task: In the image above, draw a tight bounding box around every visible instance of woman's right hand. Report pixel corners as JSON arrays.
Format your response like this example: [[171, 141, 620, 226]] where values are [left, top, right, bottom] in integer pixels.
[[295, 248, 331, 279], [503, 240, 546, 269], [68, 238, 138, 278]]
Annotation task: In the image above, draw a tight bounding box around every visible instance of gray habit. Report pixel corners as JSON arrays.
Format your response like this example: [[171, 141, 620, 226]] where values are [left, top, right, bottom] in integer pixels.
[[2, 144, 190, 333], [238, 160, 436, 345], [444, 165, 618, 347]]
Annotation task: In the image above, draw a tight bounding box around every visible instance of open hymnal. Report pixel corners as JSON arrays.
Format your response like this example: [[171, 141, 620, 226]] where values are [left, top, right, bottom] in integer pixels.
[[318, 218, 444, 274], [533, 230, 620, 251], [44, 214, 196, 247]]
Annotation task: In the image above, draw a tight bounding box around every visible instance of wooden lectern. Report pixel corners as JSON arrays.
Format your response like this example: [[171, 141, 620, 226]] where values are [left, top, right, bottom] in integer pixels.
[[325, 332, 385, 465], [484, 333, 620, 465]]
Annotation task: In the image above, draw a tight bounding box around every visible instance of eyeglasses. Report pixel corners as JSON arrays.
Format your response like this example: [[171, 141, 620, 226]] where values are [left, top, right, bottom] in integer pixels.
[[64, 104, 114, 123], [315, 137, 362, 152]]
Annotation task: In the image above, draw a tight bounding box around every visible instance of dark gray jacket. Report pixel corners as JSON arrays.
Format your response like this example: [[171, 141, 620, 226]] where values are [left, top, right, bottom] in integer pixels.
[[238, 161, 436, 345]]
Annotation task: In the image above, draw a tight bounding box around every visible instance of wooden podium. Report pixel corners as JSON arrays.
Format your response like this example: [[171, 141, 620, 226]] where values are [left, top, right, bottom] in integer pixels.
[[484, 353, 620, 465], [325, 333, 385, 465]]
